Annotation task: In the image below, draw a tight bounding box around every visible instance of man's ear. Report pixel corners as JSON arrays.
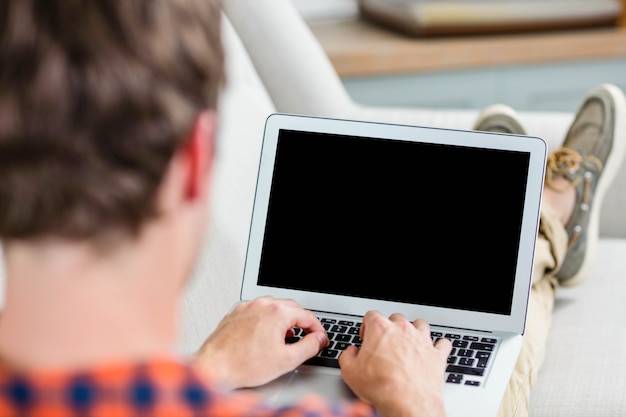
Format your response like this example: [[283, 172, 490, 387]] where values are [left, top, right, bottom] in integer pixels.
[[183, 110, 217, 200]]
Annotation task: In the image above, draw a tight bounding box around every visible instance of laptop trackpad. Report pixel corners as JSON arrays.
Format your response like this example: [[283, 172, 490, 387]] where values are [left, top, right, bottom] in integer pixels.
[[255, 368, 357, 406]]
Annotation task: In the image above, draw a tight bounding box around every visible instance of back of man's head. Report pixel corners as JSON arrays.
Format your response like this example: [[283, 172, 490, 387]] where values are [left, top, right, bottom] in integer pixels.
[[0, 0, 224, 242]]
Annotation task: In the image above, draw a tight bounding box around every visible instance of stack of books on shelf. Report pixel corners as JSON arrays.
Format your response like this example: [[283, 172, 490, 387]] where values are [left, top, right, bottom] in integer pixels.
[[358, 0, 623, 36]]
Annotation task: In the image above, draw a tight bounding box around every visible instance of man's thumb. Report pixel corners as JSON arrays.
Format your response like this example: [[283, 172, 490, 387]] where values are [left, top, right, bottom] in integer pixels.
[[295, 331, 328, 360], [338, 345, 358, 370]]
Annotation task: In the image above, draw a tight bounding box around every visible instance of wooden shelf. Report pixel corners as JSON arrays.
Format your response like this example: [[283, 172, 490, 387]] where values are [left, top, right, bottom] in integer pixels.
[[308, 18, 626, 78]]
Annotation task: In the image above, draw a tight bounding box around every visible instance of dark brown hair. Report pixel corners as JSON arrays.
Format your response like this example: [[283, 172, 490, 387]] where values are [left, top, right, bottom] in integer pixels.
[[0, 0, 225, 240]]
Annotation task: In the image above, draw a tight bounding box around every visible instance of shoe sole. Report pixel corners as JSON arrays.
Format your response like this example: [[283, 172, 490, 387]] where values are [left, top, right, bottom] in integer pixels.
[[561, 83, 626, 286]]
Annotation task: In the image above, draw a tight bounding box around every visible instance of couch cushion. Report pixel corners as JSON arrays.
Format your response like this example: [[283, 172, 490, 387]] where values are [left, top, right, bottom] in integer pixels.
[[529, 238, 626, 416]]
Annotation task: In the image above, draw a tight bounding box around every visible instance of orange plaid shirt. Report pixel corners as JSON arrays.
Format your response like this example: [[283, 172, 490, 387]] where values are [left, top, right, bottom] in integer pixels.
[[0, 357, 378, 417]]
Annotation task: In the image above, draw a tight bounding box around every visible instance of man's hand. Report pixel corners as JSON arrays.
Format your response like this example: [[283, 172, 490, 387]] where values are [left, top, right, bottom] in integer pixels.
[[339, 312, 452, 417], [194, 296, 328, 388]]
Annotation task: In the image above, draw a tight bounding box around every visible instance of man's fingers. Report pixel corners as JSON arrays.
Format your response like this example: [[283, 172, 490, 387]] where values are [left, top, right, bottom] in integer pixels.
[[288, 331, 328, 363], [249, 297, 326, 337], [412, 318, 430, 331], [295, 312, 326, 335], [276, 301, 326, 336], [363, 310, 384, 320], [412, 318, 434, 339], [389, 312, 406, 321], [389, 313, 414, 331], [338, 344, 358, 369], [434, 337, 453, 355]]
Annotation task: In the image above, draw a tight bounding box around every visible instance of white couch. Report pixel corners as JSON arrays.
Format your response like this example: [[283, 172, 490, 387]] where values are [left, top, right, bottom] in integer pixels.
[[2, 0, 625, 415]]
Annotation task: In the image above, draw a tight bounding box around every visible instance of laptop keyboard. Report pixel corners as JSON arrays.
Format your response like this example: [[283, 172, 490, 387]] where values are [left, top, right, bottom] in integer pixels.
[[288, 316, 500, 388]]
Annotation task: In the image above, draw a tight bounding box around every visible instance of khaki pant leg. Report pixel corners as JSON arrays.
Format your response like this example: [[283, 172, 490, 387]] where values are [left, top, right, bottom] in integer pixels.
[[497, 204, 568, 417]]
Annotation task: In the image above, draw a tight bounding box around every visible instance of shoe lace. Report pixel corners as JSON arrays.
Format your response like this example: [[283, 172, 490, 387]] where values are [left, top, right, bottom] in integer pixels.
[[546, 147, 603, 192], [545, 147, 603, 250]]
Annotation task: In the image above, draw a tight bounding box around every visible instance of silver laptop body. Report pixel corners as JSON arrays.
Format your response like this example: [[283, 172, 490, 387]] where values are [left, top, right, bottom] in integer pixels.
[[239, 113, 547, 417]]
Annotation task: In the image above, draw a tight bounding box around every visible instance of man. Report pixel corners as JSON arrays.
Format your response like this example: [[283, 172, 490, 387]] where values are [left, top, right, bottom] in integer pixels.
[[0, 2, 624, 417], [0, 1, 451, 416]]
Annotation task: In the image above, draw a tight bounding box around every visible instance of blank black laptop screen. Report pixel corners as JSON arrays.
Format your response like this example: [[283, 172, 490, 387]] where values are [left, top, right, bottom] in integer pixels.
[[257, 129, 531, 315]]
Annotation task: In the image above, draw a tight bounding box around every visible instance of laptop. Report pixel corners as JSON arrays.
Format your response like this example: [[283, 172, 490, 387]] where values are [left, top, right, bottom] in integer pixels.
[[239, 113, 547, 417]]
